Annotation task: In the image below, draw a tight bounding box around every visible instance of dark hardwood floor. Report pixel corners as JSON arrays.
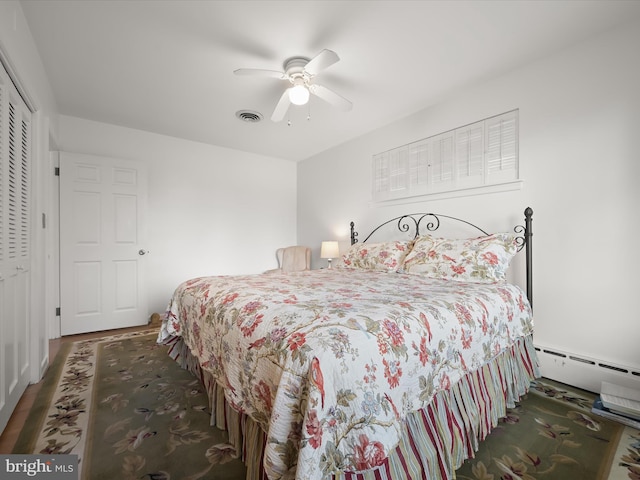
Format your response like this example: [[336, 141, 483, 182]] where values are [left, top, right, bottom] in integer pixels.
[[0, 324, 154, 453]]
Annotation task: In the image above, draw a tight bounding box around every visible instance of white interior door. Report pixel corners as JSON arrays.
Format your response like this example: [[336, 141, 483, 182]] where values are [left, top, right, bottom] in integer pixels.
[[60, 152, 148, 336]]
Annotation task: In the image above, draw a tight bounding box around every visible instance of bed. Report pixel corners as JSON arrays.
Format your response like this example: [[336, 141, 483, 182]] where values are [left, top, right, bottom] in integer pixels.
[[157, 207, 538, 480]]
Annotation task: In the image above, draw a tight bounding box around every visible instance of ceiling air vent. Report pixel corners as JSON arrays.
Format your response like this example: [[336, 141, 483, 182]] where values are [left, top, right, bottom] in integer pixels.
[[236, 110, 263, 123]]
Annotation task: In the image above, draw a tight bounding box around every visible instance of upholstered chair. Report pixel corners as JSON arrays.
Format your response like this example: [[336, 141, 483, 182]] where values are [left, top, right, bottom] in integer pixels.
[[265, 246, 311, 273]]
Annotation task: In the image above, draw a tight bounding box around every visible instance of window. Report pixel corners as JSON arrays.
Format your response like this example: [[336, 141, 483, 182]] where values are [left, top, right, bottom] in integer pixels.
[[372, 110, 519, 202]]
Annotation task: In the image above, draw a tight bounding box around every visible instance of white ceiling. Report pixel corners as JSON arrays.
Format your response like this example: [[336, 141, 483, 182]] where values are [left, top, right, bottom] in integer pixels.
[[20, 0, 640, 162]]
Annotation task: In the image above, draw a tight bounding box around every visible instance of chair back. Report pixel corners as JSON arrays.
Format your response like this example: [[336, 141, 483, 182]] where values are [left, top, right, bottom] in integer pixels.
[[276, 246, 311, 272]]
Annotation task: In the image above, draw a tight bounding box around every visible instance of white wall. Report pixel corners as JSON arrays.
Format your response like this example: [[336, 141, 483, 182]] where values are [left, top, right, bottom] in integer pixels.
[[58, 115, 297, 316], [298, 20, 640, 391], [0, 1, 58, 133]]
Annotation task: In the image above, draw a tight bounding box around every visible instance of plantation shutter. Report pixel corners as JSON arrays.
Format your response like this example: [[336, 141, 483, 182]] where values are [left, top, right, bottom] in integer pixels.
[[455, 122, 484, 189], [372, 152, 390, 200], [408, 140, 429, 195], [389, 147, 408, 194], [372, 110, 518, 201], [430, 132, 454, 192], [486, 110, 518, 183]]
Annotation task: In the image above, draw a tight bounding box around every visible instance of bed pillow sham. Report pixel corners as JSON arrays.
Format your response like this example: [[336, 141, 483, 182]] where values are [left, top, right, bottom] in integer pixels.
[[339, 240, 413, 272], [402, 233, 518, 283]]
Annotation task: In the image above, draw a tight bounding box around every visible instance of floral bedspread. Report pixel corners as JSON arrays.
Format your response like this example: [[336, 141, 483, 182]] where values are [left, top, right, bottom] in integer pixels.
[[158, 269, 533, 480]]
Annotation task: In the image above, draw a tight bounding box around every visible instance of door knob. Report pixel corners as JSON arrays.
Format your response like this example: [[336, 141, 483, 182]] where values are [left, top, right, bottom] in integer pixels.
[[138, 249, 148, 256]]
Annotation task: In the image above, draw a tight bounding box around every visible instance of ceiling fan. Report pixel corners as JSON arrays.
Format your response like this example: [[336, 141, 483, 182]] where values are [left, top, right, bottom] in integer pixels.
[[234, 49, 353, 122]]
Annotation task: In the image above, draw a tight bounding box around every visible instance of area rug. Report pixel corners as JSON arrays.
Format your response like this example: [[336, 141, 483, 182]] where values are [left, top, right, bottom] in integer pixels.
[[12, 330, 247, 479], [455, 378, 640, 480], [13, 331, 640, 480]]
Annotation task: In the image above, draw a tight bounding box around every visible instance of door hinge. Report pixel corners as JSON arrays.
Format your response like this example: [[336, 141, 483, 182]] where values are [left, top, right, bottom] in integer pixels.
[[55, 166, 60, 176], [56, 307, 61, 316]]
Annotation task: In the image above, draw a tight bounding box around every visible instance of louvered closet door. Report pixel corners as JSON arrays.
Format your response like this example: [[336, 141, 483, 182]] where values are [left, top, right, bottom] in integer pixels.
[[0, 61, 32, 434]]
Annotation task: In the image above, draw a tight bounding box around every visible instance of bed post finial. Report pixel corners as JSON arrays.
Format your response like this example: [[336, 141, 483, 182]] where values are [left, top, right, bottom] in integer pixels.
[[350, 221, 358, 245], [524, 207, 533, 310]]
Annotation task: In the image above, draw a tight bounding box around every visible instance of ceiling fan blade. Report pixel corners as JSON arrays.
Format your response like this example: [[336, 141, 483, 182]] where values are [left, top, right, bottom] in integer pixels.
[[234, 68, 286, 80], [303, 49, 340, 76], [309, 84, 352, 112], [271, 89, 292, 122]]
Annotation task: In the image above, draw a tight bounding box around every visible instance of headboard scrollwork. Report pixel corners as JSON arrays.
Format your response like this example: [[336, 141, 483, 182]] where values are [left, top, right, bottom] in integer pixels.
[[349, 207, 534, 309], [350, 213, 490, 245]]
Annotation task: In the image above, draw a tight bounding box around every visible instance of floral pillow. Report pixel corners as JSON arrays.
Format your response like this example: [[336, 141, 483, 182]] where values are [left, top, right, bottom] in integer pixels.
[[402, 233, 518, 283], [339, 240, 413, 272]]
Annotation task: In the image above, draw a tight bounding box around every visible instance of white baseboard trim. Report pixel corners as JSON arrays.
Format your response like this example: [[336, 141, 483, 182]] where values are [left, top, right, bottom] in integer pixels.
[[534, 344, 640, 394]]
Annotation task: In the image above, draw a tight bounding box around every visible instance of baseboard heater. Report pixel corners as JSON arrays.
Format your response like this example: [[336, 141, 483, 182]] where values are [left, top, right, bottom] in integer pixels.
[[534, 344, 640, 394]]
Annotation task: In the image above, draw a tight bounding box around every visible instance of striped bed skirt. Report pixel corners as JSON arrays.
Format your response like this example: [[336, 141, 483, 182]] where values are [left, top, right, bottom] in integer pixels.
[[164, 334, 539, 480]]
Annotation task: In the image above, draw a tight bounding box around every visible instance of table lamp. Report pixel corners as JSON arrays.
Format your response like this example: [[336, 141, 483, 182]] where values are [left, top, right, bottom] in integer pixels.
[[320, 241, 339, 269]]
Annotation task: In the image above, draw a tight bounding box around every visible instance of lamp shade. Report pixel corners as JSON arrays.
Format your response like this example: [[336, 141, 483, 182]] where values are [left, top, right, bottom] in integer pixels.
[[320, 241, 339, 259]]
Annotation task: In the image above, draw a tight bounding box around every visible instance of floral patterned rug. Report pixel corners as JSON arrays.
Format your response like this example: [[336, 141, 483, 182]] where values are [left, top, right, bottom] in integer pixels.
[[12, 331, 640, 480], [455, 378, 640, 480], [12, 330, 247, 479]]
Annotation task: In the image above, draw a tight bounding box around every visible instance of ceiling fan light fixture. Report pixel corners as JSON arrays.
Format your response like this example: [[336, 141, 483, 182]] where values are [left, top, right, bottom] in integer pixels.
[[289, 79, 309, 106], [235, 50, 351, 121]]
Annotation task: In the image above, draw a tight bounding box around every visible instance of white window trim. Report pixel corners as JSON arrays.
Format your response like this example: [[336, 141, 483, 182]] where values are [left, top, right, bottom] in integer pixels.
[[369, 179, 523, 207]]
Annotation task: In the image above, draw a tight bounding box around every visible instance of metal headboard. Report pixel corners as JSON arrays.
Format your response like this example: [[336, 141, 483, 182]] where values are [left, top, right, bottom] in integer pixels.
[[350, 207, 534, 308]]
